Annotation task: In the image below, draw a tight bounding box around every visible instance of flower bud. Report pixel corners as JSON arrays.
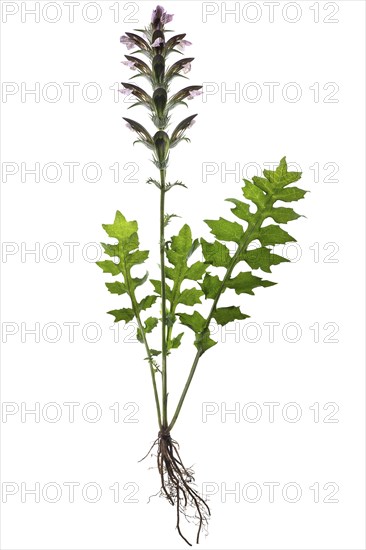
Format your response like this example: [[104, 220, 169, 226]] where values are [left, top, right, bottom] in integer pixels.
[[153, 88, 167, 118], [154, 131, 170, 165], [152, 30, 165, 52], [152, 54, 165, 85]]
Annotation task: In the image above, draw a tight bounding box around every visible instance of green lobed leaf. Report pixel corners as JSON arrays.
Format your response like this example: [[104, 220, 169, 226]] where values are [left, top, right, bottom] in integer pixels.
[[204, 218, 244, 244], [242, 247, 289, 273], [242, 179, 267, 210], [273, 187, 307, 203], [168, 332, 184, 351], [270, 207, 301, 224], [194, 331, 217, 354], [108, 308, 135, 323], [170, 224, 192, 256], [226, 272, 276, 295], [145, 316, 159, 333], [213, 306, 249, 326], [201, 238, 232, 268], [200, 273, 222, 299], [258, 225, 296, 246], [126, 249, 149, 266], [105, 281, 127, 295], [252, 176, 273, 194], [101, 242, 121, 258], [102, 211, 138, 244], [177, 311, 206, 333], [137, 316, 159, 343], [97, 260, 121, 276], [178, 288, 204, 306], [131, 272, 149, 290], [263, 157, 302, 188], [138, 295, 157, 312], [225, 198, 255, 224], [150, 279, 172, 301], [165, 225, 207, 312], [185, 261, 207, 280]]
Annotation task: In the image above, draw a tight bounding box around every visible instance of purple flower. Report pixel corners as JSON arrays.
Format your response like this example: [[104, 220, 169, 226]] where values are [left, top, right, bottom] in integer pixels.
[[151, 5, 174, 26], [119, 88, 133, 96], [188, 90, 202, 100], [182, 62, 192, 75], [177, 39, 192, 51], [152, 37, 164, 47], [161, 11, 174, 24], [121, 60, 136, 71], [151, 5, 164, 22], [120, 35, 135, 50]]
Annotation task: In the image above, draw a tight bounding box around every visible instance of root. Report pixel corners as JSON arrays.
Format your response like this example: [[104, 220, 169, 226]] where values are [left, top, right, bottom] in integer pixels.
[[142, 429, 211, 546]]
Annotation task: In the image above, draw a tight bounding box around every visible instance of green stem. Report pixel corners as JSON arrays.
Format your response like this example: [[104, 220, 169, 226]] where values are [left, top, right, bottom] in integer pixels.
[[160, 168, 168, 428], [168, 204, 272, 432]]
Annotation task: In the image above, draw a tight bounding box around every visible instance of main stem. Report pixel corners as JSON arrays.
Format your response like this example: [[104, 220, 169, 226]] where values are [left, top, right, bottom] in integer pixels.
[[160, 168, 168, 428]]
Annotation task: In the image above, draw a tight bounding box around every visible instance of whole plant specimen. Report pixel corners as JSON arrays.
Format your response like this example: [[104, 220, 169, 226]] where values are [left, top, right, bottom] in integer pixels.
[[98, 5, 307, 546]]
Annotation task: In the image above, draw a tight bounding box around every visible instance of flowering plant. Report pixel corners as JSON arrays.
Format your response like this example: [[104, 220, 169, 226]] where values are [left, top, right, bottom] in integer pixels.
[[98, 5, 307, 545]]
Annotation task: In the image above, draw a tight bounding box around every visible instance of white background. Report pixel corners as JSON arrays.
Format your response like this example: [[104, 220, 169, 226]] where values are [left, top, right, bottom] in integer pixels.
[[1, 1, 365, 549]]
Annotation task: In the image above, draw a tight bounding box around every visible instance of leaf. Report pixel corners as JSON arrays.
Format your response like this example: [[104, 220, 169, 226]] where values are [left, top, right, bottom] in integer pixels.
[[200, 273, 222, 299], [145, 317, 159, 333], [201, 238, 231, 268], [137, 316, 159, 343], [213, 306, 249, 326], [126, 249, 149, 266], [270, 207, 301, 224], [194, 331, 217, 354], [225, 198, 254, 224], [170, 224, 192, 255], [99, 212, 153, 331], [150, 279, 172, 301], [226, 272, 276, 295], [185, 261, 207, 280], [131, 271, 149, 290], [102, 211, 138, 245], [242, 179, 267, 210], [242, 247, 289, 273], [258, 225, 296, 246], [96, 260, 121, 276], [168, 332, 184, 351], [273, 187, 307, 203], [252, 176, 273, 194], [177, 311, 206, 333], [178, 288, 204, 306], [263, 157, 302, 188], [105, 281, 127, 295], [101, 242, 121, 257], [138, 295, 157, 312], [165, 225, 207, 314], [108, 308, 135, 323], [204, 218, 244, 244]]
